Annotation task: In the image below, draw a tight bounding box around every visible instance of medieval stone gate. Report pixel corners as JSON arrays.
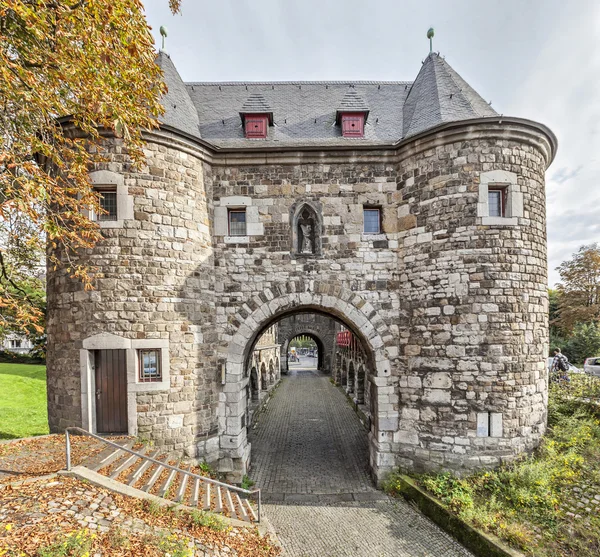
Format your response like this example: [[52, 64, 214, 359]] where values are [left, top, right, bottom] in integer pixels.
[[46, 50, 556, 484]]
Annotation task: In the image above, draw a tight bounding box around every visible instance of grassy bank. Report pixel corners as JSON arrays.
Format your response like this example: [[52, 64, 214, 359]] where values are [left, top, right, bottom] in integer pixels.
[[0, 363, 48, 439], [385, 387, 600, 556]]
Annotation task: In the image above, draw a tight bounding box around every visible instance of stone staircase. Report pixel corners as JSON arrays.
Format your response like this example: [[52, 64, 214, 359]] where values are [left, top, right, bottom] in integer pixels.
[[67, 430, 260, 523]]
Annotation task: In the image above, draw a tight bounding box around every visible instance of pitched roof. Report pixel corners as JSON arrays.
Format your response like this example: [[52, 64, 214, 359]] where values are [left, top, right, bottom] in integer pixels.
[[403, 53, 497, 139], [156, 51, 202, 140], [241, 92, 273, 114], [337, 88, 370, 112], [186, 81, 410, 147], [156, 52, 497, 148]]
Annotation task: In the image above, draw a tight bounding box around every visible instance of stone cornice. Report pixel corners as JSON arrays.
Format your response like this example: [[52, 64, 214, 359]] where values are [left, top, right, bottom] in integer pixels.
[[145, 116, 557, 169]]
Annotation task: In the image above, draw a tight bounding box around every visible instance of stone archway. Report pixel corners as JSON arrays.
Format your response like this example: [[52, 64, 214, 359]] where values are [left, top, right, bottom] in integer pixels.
[[282, 331, 325, 372], [220, 283, 396, 483]]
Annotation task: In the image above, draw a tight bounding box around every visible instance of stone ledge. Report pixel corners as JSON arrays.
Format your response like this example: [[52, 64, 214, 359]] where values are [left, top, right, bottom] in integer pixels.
[[393, 474, 525, 557]]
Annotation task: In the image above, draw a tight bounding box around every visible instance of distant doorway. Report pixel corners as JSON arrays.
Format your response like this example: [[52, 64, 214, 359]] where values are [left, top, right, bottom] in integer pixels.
[[287, 335, 320, 371]]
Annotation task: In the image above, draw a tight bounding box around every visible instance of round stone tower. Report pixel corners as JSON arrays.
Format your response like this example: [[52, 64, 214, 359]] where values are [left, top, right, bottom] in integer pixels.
[[46, 53, 220, 461], [394, 118, 554, 471]]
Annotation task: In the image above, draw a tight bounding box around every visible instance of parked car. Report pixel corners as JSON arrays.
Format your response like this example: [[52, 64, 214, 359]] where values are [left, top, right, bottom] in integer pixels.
[[584, 357, 600, 377], [546, 357, 583, 374]]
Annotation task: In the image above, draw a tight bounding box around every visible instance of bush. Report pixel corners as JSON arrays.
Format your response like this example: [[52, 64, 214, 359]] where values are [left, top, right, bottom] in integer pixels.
[[399, 397, 600, 556]]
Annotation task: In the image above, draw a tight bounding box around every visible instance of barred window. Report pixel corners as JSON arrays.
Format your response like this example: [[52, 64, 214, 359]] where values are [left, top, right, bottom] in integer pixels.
[[228, 209, 247, 236], [363, 208, 381, 234], [138, 349, 162, 382], [95, 187, 118, 221]]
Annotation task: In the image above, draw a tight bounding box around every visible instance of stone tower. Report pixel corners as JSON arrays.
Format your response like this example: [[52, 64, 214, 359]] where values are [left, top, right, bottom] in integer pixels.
[[46, 50, 556, 482]]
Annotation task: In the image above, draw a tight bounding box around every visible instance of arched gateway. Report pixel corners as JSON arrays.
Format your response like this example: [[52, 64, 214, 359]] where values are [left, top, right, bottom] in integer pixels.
[[221, 284, 394, 480]]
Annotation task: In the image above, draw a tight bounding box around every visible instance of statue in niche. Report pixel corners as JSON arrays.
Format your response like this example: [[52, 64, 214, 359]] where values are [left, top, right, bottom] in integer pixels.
[[298, 208, 315, 254]]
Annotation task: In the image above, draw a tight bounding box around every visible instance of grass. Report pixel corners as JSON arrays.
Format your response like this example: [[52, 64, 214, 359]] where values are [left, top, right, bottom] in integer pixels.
[[0, 362, 48, 440], [385, 387, 600, 556]]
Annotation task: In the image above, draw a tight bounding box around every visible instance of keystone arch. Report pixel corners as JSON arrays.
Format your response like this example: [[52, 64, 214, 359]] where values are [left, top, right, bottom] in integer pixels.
[[221, 282, 398, 481]]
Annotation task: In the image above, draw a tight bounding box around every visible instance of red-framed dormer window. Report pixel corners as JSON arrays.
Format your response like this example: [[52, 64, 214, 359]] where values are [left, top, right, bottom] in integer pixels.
[[244, 114, 269, 138], [340, 112, 365, 138]]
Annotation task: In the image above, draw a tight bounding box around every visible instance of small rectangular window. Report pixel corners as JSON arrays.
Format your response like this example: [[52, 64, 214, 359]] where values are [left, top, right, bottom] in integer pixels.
[[228, 209, 247, 236], [363, 208, 381, 234], [488, 187, 506, 217], [138, 349, 162, 382], [95, 187, 118, 221]]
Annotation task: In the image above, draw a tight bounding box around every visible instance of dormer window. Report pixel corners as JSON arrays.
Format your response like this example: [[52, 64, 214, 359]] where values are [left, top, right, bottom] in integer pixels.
[[244, 114, 269, 139], [340, 113, 365, 138]]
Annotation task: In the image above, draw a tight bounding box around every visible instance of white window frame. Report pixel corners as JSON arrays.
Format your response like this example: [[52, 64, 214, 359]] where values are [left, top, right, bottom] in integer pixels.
[[87, 170, 134, 229], [477, 170, 523, 226], [214, 196, 264, 243]]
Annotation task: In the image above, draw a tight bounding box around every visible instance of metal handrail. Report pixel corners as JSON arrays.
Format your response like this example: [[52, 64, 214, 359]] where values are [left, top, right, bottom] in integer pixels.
[[65, 427, 261, 522]]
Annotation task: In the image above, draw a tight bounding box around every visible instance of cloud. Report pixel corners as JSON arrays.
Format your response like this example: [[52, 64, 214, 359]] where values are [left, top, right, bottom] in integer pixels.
[[551, 166, 583, 185]]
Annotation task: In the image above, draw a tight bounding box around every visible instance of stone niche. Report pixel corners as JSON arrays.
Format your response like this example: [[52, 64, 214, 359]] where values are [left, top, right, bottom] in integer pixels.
[[290, 200, 322, 256]]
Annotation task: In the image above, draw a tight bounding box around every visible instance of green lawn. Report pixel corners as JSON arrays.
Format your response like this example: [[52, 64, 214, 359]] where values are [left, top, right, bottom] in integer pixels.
[[0, 362, 49, 439]]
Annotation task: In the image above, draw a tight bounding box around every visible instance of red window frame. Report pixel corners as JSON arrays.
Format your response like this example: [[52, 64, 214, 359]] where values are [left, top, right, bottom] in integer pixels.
[[341, 112, 365, 137], [244, 115, 269, 138], [488, 187, 508, 217]]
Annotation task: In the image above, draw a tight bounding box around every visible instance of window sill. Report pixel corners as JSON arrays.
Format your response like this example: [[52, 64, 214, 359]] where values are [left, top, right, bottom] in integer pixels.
[[95, 219, 125, 229], [225, 235, 249, 244], [129, 380, 169, 393], [480, 216, 518, 226], [361, 233, 386, 241]]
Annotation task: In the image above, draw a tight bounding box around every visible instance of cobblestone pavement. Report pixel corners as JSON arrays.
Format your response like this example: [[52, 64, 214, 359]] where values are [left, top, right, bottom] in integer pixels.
[[250, 367, 473, 557]]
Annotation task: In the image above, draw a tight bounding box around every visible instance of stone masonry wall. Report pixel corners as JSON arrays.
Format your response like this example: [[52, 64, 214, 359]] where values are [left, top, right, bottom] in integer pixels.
[[46, 121, 553, 480], [46, 135, 220, 459], [276, 313, 337, 372], [394, 130, 549, 471]]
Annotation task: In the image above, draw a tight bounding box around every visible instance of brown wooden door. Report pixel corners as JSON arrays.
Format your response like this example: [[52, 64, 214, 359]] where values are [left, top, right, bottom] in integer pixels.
[[95, 349, 127, 434]]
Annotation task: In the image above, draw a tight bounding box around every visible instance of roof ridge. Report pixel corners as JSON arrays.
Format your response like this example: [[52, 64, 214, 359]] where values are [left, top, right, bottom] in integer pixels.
[[186, 80, 413, 86]]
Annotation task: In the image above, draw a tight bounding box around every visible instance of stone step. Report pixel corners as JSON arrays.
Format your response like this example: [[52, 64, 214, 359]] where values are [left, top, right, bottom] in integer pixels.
[[109, 447, 149, 480], [126, 449, 161, 487], [190, 477, 201, 507], [203, 482, 211, 511], [175, 465, 190, 503], [225, 488, 237, 519], [235, 492, 250, 523], [157, 461, 180, 498], [141, 461, 166, 493], [91, 442, 133, 472]]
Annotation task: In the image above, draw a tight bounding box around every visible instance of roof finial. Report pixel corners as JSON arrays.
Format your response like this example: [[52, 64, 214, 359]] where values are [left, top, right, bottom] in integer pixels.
[[427, 27, 434, 54], [160, 25, 168, 52]]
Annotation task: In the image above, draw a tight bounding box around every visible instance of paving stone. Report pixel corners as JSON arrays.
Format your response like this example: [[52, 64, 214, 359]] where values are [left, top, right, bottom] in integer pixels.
[[252, 368, 474, 556]]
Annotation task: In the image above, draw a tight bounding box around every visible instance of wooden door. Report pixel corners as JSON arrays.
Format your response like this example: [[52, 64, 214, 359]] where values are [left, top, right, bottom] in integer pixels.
[[94, 349, 127, 434]]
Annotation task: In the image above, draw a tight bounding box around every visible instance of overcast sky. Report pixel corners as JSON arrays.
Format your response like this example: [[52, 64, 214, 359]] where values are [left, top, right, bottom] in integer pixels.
[[143, 0, 599, 287]]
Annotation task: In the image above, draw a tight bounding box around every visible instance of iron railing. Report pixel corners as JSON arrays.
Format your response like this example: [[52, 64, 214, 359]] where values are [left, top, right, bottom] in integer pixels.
[[65, 427, 261, 522]]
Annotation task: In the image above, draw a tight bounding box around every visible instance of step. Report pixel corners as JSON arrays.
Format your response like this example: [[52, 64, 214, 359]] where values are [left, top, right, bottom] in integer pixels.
[[175, 465, 190, 503], [215, 485, 223, 513], [140, 460, 167, 493], [91, 442, 133, 472], [244, 498, 258, 522], [235, 492, 250, 522], [109, 447, 149, 480], [126, 450, 160, 486], [225, 488, 237, 519], [203, 482, 211, 511], [190, 477, 201, 507], [157, 462, 179, 499]]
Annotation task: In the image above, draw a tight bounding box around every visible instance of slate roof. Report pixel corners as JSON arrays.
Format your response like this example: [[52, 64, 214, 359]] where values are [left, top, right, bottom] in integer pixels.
[[403, 53, 497, 138], [158, 52, 497, 148], [156, 51, 202, 140], [241, 93, 273, 114]]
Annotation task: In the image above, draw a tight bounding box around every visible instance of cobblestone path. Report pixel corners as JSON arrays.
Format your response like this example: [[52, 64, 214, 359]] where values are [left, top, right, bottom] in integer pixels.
[[250, 367, 473, 557]]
